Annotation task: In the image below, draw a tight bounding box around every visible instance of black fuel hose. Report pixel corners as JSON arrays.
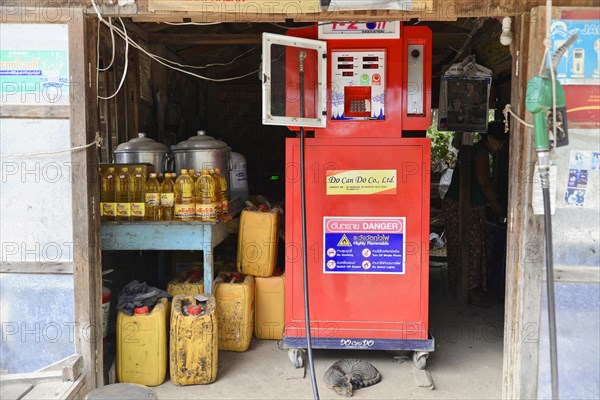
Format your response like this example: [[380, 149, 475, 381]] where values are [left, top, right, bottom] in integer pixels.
[[542, 184, 559, 399], [299, 51, 320, 400]]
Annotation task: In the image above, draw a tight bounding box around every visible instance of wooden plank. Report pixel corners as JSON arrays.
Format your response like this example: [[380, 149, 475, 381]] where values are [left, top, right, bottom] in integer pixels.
[[150, 43, 168, 142], [0, 106, 70, 119], [63, 374, 87, 400], [111, 0, 597, 20], [36, 355, 80, 373], [100, 221, 227, 250], [458, 134, 472, 305], [0, 382, 33, 400], [61, 356, 83, 382], [147, 0, 319, 14], [21, 381, 74, 400], [0, 262, 74, 274], [148, 33, 262, 45], [0, 4, 72, 23], [0, 371, 63, 384], [69, 8, 103, 392], [554, 266, 600, 284], [501, 6, 546, 400]]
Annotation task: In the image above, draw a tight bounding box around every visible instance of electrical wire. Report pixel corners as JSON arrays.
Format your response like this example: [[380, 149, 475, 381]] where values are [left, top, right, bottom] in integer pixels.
[[1, 133, 103, 157], [299, 51, 320, 400], [163, 46, 257, 70], [91, 0, 259, 82], [98, 17, 115, 72], [544, 2, 559, 398], [97, 17, 129, 100], [268, 22, 332, 30], [162, 21, 221, 26]]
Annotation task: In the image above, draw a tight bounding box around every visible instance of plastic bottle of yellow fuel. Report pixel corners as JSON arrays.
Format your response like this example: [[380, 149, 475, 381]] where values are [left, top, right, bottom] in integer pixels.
[[145, 173, 161, 221], [195, 170, 217, 222], [101, 167, 117, 221], [212, 168, 229, 217], [130, 167, 146, 221], [116, 167, 131, 221], [188, 169, 196, 183], [174, 169, 195, 221], [160, 173, 175, 221]]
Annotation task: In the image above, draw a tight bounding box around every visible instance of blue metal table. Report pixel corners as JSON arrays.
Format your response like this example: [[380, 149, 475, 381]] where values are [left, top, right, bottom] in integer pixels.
[[100, 221, 227, 294]]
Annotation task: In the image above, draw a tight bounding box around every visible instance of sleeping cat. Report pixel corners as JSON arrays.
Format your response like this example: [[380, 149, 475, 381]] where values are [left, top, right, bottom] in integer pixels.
[[323, 359, 382, 397]]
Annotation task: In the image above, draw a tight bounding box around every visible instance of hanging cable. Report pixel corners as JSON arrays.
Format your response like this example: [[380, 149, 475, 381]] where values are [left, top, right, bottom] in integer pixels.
[[543, 2, 559, 398], [91, 0, 259, 83], [97, 18, 129, 100], [298, 50, 320, 400], [268, 22, 332, 30], [161, 46, 257, 70], [162, 21, 221, 26], [98, 17, 116, 72], [1, 133, 103, 157]]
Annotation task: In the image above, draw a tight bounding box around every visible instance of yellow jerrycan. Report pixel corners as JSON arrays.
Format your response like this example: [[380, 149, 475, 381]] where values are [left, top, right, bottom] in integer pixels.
[[170, 294, 218, 385], [254, 271, 285, 340], [167, 268, 205, 296], [116, 298, 169, 386], [214, 272, 255, 352]]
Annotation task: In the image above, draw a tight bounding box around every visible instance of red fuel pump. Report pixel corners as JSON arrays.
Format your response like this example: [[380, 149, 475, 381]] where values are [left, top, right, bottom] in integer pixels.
[[268, 22, 434, 370]]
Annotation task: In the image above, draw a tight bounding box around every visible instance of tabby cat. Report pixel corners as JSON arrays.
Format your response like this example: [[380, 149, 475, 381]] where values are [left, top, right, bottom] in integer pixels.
[[323, 359, 382, 397]]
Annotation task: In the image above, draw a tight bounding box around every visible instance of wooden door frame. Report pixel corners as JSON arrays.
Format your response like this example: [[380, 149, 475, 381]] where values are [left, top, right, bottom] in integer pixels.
[[1, 6, 103, 393], [502, 6, 547, 399]]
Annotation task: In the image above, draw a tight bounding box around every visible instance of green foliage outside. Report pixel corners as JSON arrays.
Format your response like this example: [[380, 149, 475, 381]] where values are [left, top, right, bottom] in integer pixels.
[[427, 109, 494, 173], [427, 110, 456, 174]]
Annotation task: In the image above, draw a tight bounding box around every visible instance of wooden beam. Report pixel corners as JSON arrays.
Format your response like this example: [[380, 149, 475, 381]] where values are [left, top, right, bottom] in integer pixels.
[[554, 266, 600, 284], [0, 262, 74, 274], [69, 9, 103, 392], [36, 355, 84, 383], [148, 33, 262, 45], [0, 106, 70, 119], [0, 371, 63, 384], [502, 6, 546, 400]]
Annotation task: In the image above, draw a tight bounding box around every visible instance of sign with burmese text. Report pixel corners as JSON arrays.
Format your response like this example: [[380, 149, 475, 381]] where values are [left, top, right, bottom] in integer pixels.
[[323, 217, 405, 274]]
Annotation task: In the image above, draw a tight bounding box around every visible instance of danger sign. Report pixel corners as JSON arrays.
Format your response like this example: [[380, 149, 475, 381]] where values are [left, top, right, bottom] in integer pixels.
[[323, 216, 406, 274]]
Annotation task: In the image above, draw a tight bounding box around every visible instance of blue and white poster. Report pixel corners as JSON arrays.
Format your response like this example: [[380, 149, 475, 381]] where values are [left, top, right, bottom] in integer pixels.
[[550, 19, 600, 85], [323, 216, 405, 274]]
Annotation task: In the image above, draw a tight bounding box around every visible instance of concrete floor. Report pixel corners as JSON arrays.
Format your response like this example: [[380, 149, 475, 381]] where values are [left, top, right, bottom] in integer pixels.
[[154, 269, 505, 399]]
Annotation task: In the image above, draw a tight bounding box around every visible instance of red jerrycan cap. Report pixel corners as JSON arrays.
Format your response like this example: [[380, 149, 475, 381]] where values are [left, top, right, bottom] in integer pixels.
[[187, 305, 202, 315], [134, 306, 149, 314], [189, 271, 203, 282]]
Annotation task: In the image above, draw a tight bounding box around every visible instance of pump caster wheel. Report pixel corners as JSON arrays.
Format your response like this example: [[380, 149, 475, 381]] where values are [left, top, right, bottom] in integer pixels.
[[412, 351, 429, 370], [288, 348, 306, 369]]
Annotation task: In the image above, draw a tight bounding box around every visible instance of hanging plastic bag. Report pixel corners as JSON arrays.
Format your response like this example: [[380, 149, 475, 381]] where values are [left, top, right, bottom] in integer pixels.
[[438, 168, 454, 199]]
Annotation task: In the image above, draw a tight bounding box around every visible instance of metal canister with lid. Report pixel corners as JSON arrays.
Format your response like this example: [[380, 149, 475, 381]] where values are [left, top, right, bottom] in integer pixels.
[[114, 133, 171, 173], [173, 130, 230, 198]]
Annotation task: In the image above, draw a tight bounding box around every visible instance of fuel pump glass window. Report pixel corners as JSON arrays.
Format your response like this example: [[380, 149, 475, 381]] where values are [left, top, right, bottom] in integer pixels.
[[271, 45, 319, 119], [261, 33, 327, 128]]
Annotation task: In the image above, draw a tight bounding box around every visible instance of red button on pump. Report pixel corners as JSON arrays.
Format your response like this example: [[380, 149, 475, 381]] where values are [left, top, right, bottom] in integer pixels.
[[134, 306, 149, 314], [187, 305, 202, 315]]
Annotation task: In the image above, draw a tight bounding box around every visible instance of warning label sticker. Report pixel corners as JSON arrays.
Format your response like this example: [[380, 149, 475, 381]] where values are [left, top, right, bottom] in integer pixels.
[[323, 216, 405, 274]]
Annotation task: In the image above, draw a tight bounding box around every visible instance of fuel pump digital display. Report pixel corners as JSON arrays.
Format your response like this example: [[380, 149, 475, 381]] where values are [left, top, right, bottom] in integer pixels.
[[331, 49, 386, 121]]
